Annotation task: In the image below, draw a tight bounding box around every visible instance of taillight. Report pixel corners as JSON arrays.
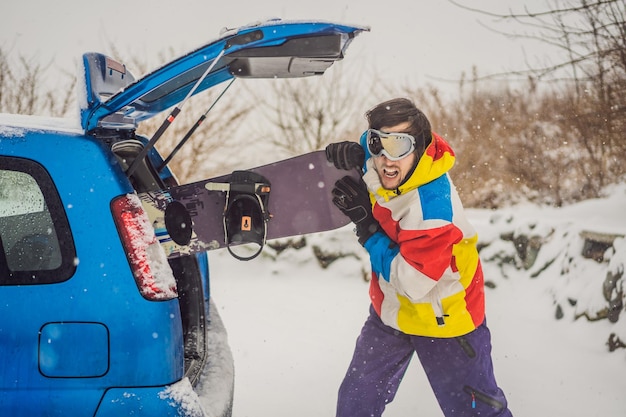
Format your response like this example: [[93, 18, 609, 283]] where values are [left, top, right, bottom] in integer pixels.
[[111, 193, 178, 300]]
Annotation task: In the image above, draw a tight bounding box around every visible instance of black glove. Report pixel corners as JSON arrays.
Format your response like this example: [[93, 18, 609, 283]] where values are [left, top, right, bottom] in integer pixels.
[[325, 141, 365, 171], [332, 176, 379, 245]]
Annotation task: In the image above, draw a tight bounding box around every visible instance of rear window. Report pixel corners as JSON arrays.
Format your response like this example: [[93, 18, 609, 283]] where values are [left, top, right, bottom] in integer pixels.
[[0, 156, 76, 285]]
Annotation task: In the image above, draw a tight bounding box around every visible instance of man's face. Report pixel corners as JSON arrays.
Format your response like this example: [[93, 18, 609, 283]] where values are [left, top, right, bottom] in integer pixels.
[[371, 122, 417, 190]]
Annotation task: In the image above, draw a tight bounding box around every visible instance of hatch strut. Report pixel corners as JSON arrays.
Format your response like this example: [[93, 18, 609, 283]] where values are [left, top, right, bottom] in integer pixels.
[[125, 48, 227, 177], [157, 78, 235, 173]]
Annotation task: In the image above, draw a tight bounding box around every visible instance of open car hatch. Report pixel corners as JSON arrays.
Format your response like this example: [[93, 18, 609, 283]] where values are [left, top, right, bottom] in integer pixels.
[[81, 19, 368, 132]]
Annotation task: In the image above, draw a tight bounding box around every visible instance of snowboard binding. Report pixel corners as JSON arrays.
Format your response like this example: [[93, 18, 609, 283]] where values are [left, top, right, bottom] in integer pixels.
[[221, 171, 271, 261]]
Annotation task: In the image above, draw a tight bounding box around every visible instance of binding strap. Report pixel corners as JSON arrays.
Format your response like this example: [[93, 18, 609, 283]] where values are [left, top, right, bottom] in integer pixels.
[[207, 171, 271, 261]]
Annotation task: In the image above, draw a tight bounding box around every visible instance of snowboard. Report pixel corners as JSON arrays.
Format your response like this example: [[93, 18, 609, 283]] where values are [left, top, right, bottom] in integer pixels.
[[139, 150, 361, 259]]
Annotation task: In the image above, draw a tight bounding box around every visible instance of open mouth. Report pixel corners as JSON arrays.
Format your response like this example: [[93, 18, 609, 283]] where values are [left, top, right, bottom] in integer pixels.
[[383, 168, 399, 178]]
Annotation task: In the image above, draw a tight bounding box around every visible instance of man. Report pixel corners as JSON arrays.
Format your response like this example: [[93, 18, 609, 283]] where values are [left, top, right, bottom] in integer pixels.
[[326, 98, 512, 417]]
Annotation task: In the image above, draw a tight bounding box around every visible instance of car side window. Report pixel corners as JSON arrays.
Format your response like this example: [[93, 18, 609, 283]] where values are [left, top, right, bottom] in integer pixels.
[[0, 157, 76, 285]]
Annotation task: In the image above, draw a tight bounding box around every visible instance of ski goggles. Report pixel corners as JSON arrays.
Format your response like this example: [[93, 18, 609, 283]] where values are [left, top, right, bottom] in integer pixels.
[[366, 129, 416, 161]]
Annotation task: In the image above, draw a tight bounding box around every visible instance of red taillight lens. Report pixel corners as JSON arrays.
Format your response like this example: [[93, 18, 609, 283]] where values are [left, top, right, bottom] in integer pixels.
[[111, 194, 178, 300]]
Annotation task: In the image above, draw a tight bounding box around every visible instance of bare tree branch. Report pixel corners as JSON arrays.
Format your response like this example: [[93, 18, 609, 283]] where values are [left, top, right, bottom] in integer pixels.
[[248, 63, 372, 156]]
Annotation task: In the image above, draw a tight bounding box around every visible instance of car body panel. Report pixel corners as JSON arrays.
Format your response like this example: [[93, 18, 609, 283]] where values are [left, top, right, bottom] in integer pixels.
[[81, 19, 367, 131], [0, 127, 185, 415]]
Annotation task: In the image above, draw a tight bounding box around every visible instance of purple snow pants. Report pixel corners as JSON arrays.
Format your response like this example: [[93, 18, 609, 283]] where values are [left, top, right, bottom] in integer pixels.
[[337, 306, 512, 417]]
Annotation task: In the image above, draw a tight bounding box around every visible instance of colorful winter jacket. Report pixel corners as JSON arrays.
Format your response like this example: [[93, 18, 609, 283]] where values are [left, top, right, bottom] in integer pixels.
[[361, 132, 485, 338]]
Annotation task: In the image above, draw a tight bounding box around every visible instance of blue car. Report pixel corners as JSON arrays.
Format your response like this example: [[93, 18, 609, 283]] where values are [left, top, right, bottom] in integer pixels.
[[0, 19, 366, 416]]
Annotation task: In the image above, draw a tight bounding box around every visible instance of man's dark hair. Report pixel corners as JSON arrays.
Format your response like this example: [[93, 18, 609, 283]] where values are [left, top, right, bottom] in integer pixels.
[[365, 98, 432, 155]]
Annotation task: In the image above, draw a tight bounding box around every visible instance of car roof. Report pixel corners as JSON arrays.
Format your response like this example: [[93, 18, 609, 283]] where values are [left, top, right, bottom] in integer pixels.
[[0, 113, 82, 135]]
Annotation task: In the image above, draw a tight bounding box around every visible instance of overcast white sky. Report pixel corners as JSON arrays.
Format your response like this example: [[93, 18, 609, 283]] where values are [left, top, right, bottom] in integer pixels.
[[2, 0, 557, 95]]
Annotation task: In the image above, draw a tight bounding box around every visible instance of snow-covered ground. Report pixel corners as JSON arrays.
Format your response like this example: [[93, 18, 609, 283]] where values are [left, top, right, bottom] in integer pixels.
[[208, 184, 626, 417]]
